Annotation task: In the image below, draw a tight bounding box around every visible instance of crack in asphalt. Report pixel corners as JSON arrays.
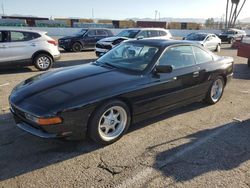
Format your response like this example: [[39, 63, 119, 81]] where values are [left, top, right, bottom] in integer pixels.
[[97, 157, 129, 176]]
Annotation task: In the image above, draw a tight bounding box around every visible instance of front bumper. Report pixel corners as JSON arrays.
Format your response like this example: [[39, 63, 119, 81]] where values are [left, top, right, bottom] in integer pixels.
[[58, 41, 72, 50], [9, 102, 95, 140], [227, 73, 233, 83], [11, 108, 67, 139], [53, 54, 61, 61], [16, 122, 58, 138]]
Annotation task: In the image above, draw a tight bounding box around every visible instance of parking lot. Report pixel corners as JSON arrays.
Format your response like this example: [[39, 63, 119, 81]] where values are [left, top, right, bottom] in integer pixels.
[[0, 44, 250, 187]]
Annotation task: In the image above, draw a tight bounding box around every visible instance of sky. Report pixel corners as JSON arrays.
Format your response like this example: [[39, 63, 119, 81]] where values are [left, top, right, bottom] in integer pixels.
[[1, 0, 250, 20]]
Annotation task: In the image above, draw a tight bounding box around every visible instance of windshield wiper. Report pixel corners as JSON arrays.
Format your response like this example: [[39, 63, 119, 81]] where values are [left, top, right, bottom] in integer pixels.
[[96, 61, 117, 69]]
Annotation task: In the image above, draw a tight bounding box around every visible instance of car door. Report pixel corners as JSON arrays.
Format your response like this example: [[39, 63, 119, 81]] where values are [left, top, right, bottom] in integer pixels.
[[96, 30, 109, 42], [3, 31, 35, 62], [204, 35, 214, 50], [0, 31, 10, 63], [83, 30, 97, 49], [137, 45, 202, 113], [192, 45, 215, 94]]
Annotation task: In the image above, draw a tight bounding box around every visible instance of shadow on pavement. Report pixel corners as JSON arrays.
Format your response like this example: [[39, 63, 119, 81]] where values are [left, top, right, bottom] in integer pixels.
[[0, 112, 100, 181], [0, 102, 207, 181], [0, 58, 97, 75], [152, 119, 250, 183], [233, 63, 250, 80]]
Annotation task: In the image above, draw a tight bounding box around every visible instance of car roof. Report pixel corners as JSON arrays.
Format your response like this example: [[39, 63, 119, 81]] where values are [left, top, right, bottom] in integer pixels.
[[0, 28, 47, 34], [125, 38, 198, 48], [189, 32, 214, 36], [86, 28, 112, 30], [124, 28, 169, 31]]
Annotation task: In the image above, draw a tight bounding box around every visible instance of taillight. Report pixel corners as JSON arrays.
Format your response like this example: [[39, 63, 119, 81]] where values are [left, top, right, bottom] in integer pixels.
[[47, 40, 57, 46]]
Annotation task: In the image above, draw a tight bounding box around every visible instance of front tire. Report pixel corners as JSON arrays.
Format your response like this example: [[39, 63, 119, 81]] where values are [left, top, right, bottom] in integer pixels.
[[205, 76, 225, 104], [72, 42, 82, 52], [88, 100, 131, 145], [34, 54, 53, 71], [248, 58, 250, 67]]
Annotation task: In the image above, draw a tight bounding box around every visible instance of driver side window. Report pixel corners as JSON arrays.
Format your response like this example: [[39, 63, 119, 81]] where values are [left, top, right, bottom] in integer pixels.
[[159, 45, 196, 69], [87, 30, 96, 37]]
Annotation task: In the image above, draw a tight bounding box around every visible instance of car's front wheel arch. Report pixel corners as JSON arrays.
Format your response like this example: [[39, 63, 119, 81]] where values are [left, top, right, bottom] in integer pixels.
[[87, 99, 132, 145], [32, 51, 54, 71]]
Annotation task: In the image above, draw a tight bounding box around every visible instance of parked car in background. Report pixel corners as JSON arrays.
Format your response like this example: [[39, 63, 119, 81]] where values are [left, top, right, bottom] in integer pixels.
[[10, 39, 233, 144], [95, 28, 172, 57], [183, 33, 221, 52], [237, 35, 250, 67], [0, 29, 60, 71], [58, 28, 114, 52], [218, 28, 246, 44]]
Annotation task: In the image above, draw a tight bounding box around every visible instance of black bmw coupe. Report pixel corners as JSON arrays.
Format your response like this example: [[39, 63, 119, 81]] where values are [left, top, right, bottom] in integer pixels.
[[9, 39, 233, 144]]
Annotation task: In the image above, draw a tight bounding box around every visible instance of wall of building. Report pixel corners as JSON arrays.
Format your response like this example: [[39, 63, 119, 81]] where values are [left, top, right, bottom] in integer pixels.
[[1, 26, 250, 38]]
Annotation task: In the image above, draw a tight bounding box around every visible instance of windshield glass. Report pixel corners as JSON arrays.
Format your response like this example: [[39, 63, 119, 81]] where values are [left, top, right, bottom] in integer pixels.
[[116, 30, 140, 38], [96, 42, 159, 71], [75, 29, 88, 36], [222, 30, 235, 35], [186, 33, 206, 41]]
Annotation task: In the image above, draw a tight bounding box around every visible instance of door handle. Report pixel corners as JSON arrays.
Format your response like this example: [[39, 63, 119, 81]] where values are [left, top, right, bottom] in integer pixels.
[[30, 43, 36, 47], [193, 71, 200, 78]]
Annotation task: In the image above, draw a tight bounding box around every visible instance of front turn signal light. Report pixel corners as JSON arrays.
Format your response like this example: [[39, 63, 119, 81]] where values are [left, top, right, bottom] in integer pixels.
[[38, 117, 62, 126]]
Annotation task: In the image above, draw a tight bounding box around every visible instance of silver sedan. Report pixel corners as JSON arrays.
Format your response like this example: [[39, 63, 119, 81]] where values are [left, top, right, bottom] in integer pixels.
[[184, 33, 222, 52]]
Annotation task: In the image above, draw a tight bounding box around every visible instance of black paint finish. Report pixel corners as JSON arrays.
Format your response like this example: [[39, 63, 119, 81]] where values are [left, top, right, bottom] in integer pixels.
[[9, 40, 234, 139]]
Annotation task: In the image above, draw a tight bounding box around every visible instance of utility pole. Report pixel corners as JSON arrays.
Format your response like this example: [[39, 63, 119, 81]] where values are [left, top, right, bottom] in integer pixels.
[[155, 10, 158, 21], [92, 8, 94, 21], [1, 3, 5, 16]]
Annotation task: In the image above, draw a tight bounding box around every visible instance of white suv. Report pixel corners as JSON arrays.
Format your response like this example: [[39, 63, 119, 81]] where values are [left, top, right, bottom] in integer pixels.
[[0, 29, 60, 71], [95, 28, 172, 57]]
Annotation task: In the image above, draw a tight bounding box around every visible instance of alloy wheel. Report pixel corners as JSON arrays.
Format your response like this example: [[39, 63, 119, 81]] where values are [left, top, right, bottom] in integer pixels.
[[98, 106, 127, 141]]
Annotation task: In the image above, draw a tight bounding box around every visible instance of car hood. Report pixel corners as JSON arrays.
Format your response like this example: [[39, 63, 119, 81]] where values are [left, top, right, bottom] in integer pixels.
[[99, 36, 128, 43], [10, 64, 145, 116]]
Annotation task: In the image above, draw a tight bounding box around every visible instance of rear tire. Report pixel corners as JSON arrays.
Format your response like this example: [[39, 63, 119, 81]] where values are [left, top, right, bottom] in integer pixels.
[[228, 38, 234, 44], [215, 44, 221, 52], [88, 100, 131, 145], [72, 42, 82, 52], [34, 54, 53, 71], [204, 76, 225, 105]]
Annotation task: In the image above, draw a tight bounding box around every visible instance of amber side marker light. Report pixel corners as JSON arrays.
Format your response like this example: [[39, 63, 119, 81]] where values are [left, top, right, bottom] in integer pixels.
[[38, 117, 63, 126]]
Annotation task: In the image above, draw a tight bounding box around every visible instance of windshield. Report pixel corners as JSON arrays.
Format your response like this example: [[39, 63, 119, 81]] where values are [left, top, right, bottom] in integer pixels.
[[116, 30, 140, 38], [75, 29, 88, 36], [96, 42, 159, 72], [186, 33, 206, 41], [222, 30, 235, 35]]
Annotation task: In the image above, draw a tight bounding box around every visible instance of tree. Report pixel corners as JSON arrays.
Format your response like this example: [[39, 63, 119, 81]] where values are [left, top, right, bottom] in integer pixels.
[[205, 18, 215, 29]]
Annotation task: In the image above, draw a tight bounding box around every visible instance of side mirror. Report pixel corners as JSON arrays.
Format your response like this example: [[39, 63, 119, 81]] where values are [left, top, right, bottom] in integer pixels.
[[183, 37, 186, 40], [155, 65, 173, 73]]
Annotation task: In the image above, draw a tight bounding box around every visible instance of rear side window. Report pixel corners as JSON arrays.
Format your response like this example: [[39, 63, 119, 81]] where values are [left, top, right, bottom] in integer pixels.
[[159, 45, 195, 69], [148, 30, 159, 37], [87, 30, 96, 37], [159, 31, 167, 36], [10, 31, 40, 42], [193, 46, 213, 64], [138, 30, 148, 38], [97, 30, 108, 37]]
